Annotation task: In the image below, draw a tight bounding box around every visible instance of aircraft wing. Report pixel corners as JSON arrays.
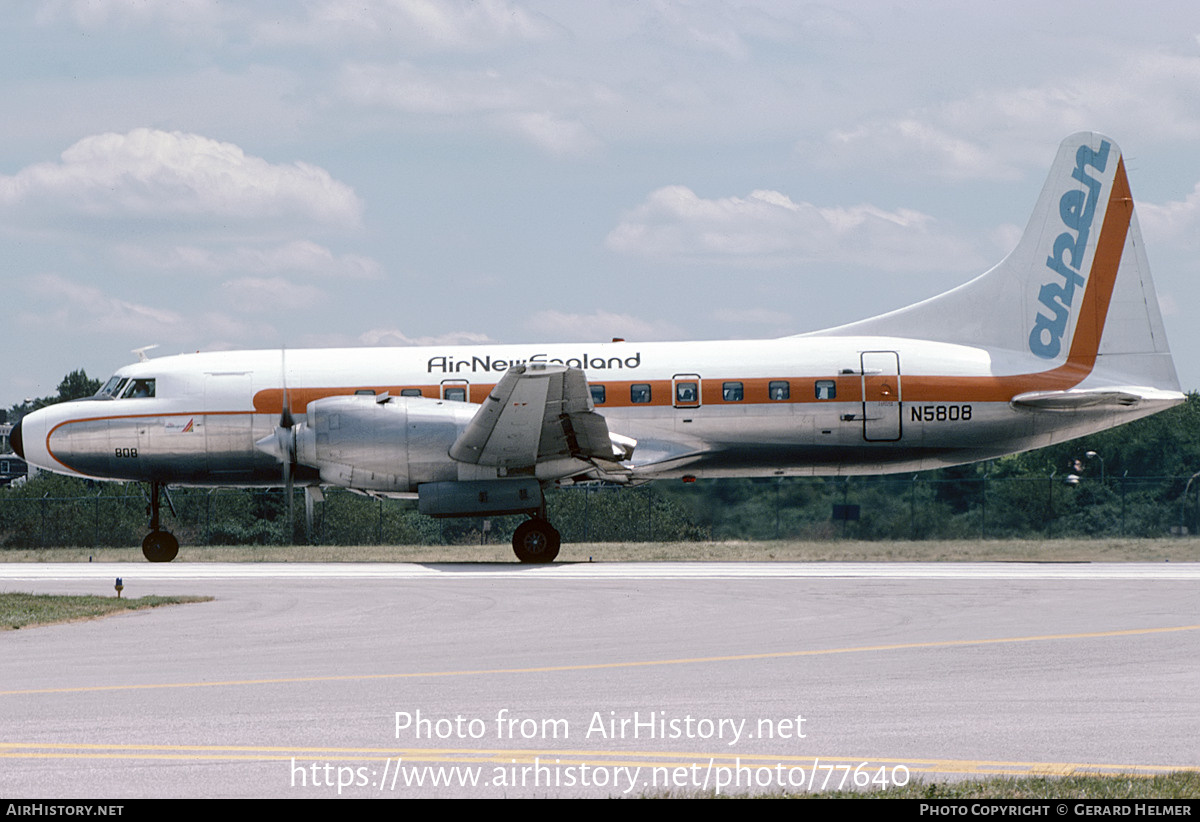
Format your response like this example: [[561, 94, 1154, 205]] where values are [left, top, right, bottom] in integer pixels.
[[449, 364, 634, 472]]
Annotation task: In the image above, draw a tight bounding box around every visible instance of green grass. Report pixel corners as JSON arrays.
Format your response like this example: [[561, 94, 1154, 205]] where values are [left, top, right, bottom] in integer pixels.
[[2, 537, 1199, 563], [891, 772, 1200, 799], [664, 771, 1200, 798], [0, 591, 212, 630]]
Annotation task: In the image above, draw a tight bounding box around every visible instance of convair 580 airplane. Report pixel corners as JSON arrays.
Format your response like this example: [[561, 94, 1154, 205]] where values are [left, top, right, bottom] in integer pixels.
[[11, 133, 1184, 563]]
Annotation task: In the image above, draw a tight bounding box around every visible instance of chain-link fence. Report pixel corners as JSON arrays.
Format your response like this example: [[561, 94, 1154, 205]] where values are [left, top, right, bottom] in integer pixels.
[[3, 473, 1198, 548]]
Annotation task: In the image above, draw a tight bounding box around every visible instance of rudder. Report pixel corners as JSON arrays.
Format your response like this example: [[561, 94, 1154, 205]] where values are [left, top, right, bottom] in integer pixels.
[[806, 132, 1178, 392]]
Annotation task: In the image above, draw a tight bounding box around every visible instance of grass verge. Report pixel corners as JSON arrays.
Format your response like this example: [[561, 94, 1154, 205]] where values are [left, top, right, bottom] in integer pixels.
[[661, 772, 1200, 798], [0, 592, 212, 630], [896, 772, 1200, 799]]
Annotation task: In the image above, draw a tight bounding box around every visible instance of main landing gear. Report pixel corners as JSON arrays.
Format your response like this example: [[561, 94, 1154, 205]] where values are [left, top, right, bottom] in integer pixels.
[[512, 517, 560, 563], [142, 481, 179, 563]]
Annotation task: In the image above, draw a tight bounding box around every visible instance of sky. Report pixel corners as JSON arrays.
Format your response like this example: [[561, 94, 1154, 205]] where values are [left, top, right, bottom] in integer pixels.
[[5, 0, 1200, 406]]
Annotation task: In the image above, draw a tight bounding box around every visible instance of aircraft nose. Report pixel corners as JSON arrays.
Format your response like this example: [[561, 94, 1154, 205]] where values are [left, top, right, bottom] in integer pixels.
[[9, 417, 23, 459]]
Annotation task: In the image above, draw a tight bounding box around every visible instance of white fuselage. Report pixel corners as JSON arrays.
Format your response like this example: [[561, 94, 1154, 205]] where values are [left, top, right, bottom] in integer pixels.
[[15, 336, 1179, 489]]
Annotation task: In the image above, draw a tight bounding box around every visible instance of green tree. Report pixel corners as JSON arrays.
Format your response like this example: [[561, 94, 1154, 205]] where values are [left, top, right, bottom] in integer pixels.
[[56, 369, 102, 402], [7, 368, 103, 424]]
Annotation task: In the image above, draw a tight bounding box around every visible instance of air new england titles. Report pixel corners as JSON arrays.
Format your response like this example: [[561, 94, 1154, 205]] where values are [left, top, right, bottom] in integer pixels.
[[426, 351, 642, 374]]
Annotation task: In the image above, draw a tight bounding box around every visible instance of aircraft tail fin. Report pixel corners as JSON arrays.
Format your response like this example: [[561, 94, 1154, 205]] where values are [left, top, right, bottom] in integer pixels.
[[807, 132, 1179, 392]]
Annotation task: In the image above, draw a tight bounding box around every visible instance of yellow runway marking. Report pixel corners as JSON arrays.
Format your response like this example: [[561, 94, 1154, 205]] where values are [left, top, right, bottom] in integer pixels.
[[0, 742, 1195, 778], [2, 623, 1197, 697]]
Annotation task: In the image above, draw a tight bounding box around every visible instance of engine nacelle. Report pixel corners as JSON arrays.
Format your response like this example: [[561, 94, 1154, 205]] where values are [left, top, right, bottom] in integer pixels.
[[294, 394, 478, 492]]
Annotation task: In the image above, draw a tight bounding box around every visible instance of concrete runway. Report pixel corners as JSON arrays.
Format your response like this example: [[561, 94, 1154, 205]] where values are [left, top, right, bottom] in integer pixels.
[[2, 561, 1198, 798]]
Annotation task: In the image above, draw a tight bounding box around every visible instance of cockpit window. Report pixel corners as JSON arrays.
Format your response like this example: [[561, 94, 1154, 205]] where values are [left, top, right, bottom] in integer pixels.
[[120, 379, 156, 399], [97, 376, 126, 398], [97, 374, 121, 398]]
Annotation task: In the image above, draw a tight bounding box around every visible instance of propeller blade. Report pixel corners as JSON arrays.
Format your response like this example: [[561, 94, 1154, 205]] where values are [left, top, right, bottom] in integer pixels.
[[280, 348, 296, 543]]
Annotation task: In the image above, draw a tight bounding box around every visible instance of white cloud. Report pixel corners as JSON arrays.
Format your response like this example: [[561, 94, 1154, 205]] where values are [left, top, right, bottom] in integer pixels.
[[821, 51, 1200, 180], [19, 273, 279, 345], [37, 0, 559, 52], [826, 121, 1010, 182], [989, 223, 1025, 258], [341, 62, 608, 156], [219, 277, 327, 314], [261, 0, 558, 52], [341, 63, 529, 115], [607, 185, 983, 272], [523, 309, 685, 342], [23, 273, 185, 337], [498, 112, 602, 158], [115, 241, 383, 280], [712, 307, 792, 327], [192, 313, 274, 346], [1139, 184, 1200, 249], [357, 328, 496, 347], [0, 67, 311, 151], [36, 0, 233, 31], [0, 129, 363, 232], [594, 2, 866, 60]]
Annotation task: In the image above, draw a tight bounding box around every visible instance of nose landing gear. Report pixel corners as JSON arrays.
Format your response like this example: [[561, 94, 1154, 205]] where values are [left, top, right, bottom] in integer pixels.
[[142, 529, 179, 562], [141, 481, 179, 562]]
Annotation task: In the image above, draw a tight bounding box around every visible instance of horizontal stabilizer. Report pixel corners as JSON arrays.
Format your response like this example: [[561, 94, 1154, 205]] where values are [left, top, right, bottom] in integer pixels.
[[1010, 386, 1184, 411]]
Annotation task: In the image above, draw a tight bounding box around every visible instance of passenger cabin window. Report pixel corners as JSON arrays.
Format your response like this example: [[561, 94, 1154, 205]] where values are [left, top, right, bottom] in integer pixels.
[[631, 384, 651, 404], [400, 388, 423, 397], [722, 382, 744, 402], [675, 382, 698, 404], [121, 379, 155, 399], [354, 389, 376, 396], [589, 385, 606, 405], [769, 381, 790, 400], [444, 387, 467, 402], [815, 380, 836, 400]]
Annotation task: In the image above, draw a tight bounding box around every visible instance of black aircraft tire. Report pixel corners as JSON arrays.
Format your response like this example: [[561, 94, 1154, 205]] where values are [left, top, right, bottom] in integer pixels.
[[512, 520, 561, 564], [142, 531, 180, 563]]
